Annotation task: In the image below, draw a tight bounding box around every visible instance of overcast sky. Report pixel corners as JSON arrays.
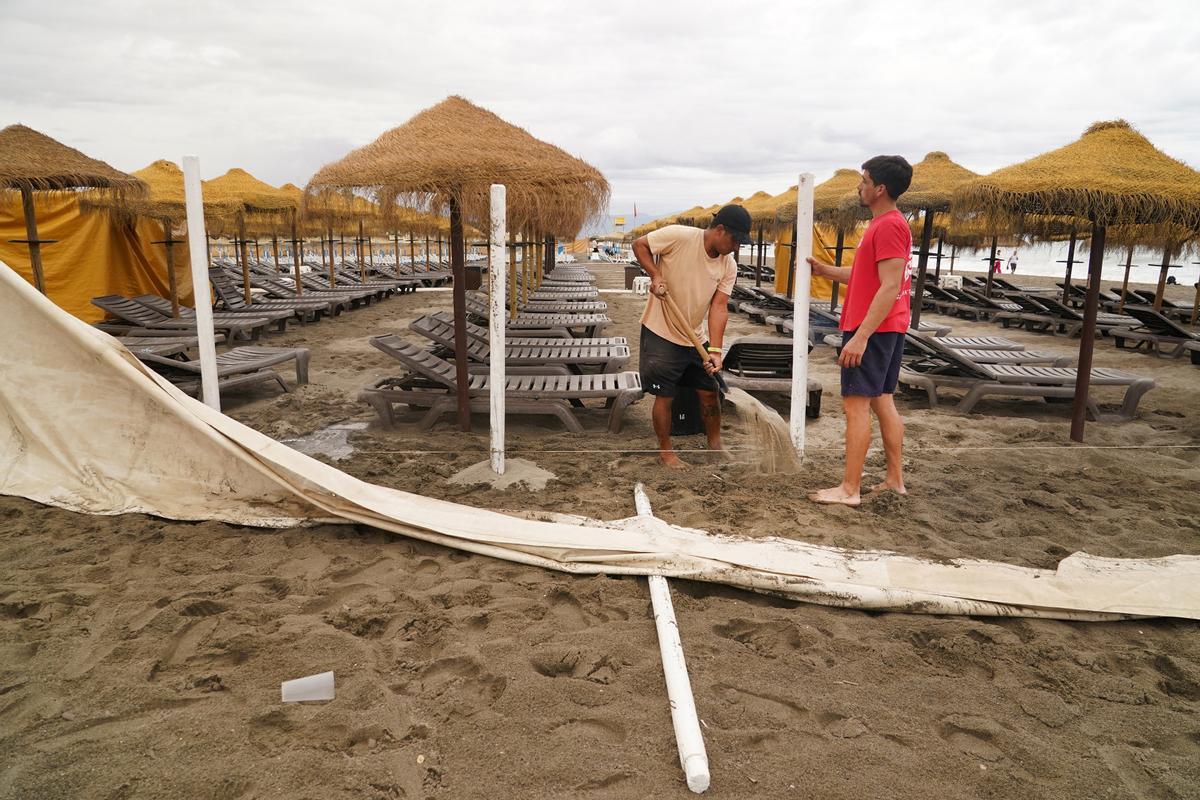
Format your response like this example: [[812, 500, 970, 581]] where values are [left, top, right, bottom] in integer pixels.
[[3, 0, 1197, 229]]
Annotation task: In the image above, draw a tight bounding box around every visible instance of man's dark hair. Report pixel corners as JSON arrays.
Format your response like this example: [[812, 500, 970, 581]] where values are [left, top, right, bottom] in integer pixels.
[[861, 155, 912, 200]]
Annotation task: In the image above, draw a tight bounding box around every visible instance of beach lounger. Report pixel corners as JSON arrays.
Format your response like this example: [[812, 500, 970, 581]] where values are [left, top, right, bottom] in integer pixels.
[[139, 346, 310, 396], [822, 332, 1063, 365], [464, 296, 611, 338], [1127, 289, 1194, 321], [132, 294, 292, 333], [208, 269, 333, 323], [92, 295, 272, 341], [898, 336, 1154, 420], [718, 336, 822, 418], [405, 317, 631, 373], [427, 311, 627, 348], [115, 336, 201, 357], [359, 340, 643, 432], [467, 289, 607, 314], [1185, 341, 1200, 366], [249, 263, 380, 305], [1111, 306, 1200, 358], [230, 269, 355, 315]]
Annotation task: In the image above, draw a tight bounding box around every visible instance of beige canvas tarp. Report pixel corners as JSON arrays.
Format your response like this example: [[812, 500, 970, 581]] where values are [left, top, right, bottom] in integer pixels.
[[2, 260, 1198, 621]]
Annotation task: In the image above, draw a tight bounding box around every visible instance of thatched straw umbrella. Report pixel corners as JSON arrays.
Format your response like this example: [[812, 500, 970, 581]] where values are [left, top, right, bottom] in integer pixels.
[[306, 96, 609, 432], [955, 119, 1200, 441], [740, 190, 783, 287], [204, 168, 297, 303], [0, 124, 144, 294], [889, 152, 979, 326]]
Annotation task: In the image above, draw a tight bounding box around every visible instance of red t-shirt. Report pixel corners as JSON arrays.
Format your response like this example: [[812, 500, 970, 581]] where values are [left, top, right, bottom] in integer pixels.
[[839, 209, 913, 333]]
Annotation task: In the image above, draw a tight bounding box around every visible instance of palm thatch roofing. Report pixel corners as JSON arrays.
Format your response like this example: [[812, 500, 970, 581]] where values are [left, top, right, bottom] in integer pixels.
[[204, 168, 297, 214], [741, 190, 779, 228], [898, 151, 979, 213], [954, 120, 1200, 233], [81, 159, 241, 224], [0, 124, 144, 196], [305, 96, 609, 238]]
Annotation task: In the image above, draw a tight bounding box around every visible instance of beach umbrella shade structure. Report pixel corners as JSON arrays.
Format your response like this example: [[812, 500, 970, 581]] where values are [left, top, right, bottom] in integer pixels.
[[0, 124, 145, 295], [891, 152, 979, 326], [306, 95, 609, 432], [955, 119, 1200, 442], [778, 169, 867, 306], [203, 168, 298, 303], [740, 190, 784, 287]]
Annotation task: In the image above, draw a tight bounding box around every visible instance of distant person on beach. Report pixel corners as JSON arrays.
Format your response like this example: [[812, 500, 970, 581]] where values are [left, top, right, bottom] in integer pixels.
[[631, 205, 749, 468], [806, 156, 913, 506], [993, 256, 1002, 273], [1009, 253, 1018, 273]]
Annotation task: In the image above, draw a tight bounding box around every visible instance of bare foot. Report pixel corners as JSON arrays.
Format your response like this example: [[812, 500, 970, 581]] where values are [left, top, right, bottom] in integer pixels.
[[659, 451, 688, 469], [808, 485, 861, 507], [869, 480, 908, 495]]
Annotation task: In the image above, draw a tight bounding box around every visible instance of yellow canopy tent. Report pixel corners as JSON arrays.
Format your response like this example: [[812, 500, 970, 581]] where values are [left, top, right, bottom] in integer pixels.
[[1, 192, 189, 323], [773, 172, 868, 302]]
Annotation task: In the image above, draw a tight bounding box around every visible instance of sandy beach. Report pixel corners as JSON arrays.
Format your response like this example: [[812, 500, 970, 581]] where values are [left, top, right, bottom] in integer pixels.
[[3, 263, 1199, 799]]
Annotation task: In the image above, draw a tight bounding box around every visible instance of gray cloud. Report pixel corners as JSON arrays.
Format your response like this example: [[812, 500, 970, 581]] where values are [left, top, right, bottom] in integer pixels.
[[2, 0, 1196, 227]]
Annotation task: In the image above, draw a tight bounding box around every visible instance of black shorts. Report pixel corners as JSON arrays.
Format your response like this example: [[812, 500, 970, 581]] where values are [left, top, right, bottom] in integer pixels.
[[639, 325, 719, 397], [840, 329, 905, 397]]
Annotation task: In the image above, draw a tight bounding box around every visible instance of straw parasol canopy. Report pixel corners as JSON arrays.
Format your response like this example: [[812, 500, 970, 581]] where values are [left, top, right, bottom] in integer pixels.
[[305, 95, 609, 239], [898, 151, 979, 214], [204, 168, 297, 218], [954, 120, 1200, 233], [740, 190, 780, 231], [777, 170, 868, 231], [0, 124, 144, 196], [0, 124, 145, 293]]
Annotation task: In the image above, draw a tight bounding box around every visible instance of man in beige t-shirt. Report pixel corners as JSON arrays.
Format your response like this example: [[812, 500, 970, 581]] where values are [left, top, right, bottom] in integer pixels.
[[630, 204, 748, 468]]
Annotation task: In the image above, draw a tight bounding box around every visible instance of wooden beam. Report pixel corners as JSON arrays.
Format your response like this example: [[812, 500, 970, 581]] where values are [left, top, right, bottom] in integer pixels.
[[1070, 222, 1106, 443], [449, 199, 472, 431]]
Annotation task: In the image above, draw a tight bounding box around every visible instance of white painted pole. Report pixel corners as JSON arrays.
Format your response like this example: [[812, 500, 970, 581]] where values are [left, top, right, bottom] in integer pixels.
[[633, 483, 710, 794], [181, 156, 220, 411], [488, 184, 507, 475], [789, 174, 815, 455]]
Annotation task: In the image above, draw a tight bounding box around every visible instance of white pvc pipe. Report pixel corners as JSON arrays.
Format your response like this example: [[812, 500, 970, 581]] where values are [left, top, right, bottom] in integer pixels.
[[633, 483, 710, 794], [789, 174, 815, 455], [181, 156, 220, 411], [488, 184, 507, 475]]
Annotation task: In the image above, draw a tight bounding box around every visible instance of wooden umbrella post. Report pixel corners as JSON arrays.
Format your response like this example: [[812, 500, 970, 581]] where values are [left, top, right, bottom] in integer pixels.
[[326, 226, 337, 288], [1151, 239, 1176, 312], [1070, 221, 1106, 443], [933, 237, 944, 282], [830, 227, 845, 312], [425, 232, 431, 270], [1118, 247, 1134, 312], [544, 234, 554, 279], [14, 184, 54, 294], [438, 234, 444, 267], [253, 238, 261, 263], [153, 217, 181, 317], [508, 229, 517, 320], [983, 235, 998, 298], [357, 219, 368, 281], [290, 211, 304, 296], [1059, 232, 1078, 304], [949, 244, 957, 274], [784, 224, 798, 299], [910, 210, 936, 326], [448, 198, 472, 432], [754, 226, 764, 288], [408, 231, 417, 272], [237, 213, 253, 304], [271, 233, 281, 273]]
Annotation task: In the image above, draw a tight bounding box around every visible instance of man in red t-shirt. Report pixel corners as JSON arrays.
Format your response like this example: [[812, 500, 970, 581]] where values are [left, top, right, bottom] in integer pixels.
[[806, 155, 914, 506]]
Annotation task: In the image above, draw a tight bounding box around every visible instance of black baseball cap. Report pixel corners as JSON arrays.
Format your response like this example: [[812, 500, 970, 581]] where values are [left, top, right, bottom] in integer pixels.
[[712, 204, 753, 245]]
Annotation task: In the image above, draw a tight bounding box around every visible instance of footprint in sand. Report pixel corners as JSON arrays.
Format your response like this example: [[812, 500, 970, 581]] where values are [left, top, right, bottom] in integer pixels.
[[392, 655, 506, 715], [937, 714, 1007, 762], [551, 717, 626, 743], [712, 618, 812, 659]]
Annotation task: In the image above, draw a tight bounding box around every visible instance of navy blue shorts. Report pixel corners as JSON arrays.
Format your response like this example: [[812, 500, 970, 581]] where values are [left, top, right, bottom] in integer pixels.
[[639, 326, 719, 397], [840, 329, 905, 397]]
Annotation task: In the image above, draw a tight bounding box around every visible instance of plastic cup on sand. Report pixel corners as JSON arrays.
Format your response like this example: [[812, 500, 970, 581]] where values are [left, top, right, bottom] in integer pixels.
[[281, 671, 335, 703]]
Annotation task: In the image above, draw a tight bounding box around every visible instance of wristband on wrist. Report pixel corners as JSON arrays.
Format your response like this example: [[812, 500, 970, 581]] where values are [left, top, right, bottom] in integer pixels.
[[706, 346, 723, 354]]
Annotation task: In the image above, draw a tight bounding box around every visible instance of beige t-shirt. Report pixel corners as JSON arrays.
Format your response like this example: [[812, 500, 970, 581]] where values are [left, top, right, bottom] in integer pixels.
[[640, 225, 738, 346]]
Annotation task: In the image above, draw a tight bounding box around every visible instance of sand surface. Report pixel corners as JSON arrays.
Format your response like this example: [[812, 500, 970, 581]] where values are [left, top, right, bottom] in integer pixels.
[[2, 264, 1200, 799]]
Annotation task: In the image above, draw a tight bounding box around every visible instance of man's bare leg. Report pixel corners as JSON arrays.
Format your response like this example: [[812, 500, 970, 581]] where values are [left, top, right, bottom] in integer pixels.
[[809, 395, 872, 506], [869, 393, 907, 494], [696, 388, 723, 453], [652, 394, 686, 468]]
